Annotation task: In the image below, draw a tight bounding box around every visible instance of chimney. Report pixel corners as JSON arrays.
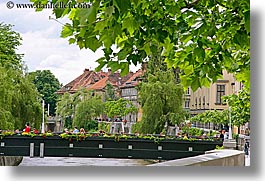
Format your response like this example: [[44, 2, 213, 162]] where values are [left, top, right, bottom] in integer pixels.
[[108, 68, 112, 74], [141, 62, 148, 72], [84, 68, 89, 72]]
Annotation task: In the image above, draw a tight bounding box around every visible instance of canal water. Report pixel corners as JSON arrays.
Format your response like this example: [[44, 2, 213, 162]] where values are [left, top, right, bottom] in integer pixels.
[[19, 157, 156, 166]]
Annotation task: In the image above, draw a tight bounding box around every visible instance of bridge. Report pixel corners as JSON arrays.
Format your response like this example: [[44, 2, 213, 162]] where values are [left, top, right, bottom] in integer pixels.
[[0, 135, 223, 160]]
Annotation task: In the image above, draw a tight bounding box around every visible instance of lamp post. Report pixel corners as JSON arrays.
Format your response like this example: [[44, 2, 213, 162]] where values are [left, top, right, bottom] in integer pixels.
[[41, 100, 45, 133], [228, 107, 233, 140], [47, 103, 50, 116]]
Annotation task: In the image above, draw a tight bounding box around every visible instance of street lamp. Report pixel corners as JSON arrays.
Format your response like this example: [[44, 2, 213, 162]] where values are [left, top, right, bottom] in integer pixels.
[[41, 100, 45, 133], [228, 107, 233, 139]]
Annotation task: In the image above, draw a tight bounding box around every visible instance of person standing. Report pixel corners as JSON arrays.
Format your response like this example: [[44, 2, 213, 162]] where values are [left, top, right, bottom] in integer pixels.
[[219, 130, 225, 141], [24, 123, 31, 133]]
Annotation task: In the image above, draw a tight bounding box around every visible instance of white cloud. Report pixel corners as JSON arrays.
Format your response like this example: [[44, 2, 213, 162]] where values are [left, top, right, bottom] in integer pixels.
[[0, 1, 141, 86], [0, 1, 104, 85]]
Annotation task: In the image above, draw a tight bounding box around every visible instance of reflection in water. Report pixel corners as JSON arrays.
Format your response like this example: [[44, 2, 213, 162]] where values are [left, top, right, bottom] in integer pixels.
[[19, 157, 157, 166]]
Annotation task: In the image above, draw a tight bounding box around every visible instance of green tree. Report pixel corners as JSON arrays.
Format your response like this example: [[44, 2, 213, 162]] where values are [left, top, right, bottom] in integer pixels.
[[138, 70, 184, 134], [32, 0, 250, 90], [56, 92, 74, 129], [104, 82, 117, 101], [190, 109, 229, 126], [28, 70, 61, 116], [105, 98, 137, 120], [0, 23, 42, 130], [0, 23, 23, 70], [56, 88, 103, 129], [73, 94, 104, 130], [222, 88, 250, 127]]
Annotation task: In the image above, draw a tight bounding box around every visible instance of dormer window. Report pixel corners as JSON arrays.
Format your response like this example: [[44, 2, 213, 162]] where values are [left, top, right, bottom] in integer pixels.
[[65, 86, 71, 91]]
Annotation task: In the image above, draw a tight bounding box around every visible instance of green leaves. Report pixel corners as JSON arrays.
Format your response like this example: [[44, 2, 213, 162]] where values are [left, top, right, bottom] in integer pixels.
[[61, 24, 73, 38], [120, 62, 129, 76], [77, 1, 99, 24], [0, 23, 42, 130], [32, 0, 250, 91], [244, 10, 250, 33], [105, 98, 137, 119], [191, 77, 201, 92], [114, 0, 131, 14], [122, 16, 137, 36], [85, 36, 102, 52], [29, 70, 61, 116], [138, 70, 184, 134], [222, 88, 250, 127], [163, 37, 174, 54], [105, 6, 115, 17]]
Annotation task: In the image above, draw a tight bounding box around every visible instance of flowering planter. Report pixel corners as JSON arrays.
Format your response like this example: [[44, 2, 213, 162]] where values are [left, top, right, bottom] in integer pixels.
[[0, 135, 222, 160]]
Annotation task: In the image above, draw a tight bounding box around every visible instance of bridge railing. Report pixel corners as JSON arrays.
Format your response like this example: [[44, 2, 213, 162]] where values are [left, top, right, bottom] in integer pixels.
[[0, 134, 222, 160]]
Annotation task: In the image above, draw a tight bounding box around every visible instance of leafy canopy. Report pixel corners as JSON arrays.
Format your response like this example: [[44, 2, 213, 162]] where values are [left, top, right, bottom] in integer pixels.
[[222, 88, 250, 127], [31, 0, 250, 91], [0, 23, 42, 130], [105, 98, 137, 120], [138, 70, 184, 134], [28, 70, 61, 116], [73, 92, 104, 130]]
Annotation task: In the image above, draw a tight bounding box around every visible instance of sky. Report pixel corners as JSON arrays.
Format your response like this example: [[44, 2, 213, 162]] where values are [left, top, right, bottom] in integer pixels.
[[0, 0, 140, 85]]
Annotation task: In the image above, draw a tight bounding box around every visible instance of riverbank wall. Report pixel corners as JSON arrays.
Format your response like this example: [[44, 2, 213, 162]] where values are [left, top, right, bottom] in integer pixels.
[[0, 156, 23, 166], [149, 149, 245, 166]]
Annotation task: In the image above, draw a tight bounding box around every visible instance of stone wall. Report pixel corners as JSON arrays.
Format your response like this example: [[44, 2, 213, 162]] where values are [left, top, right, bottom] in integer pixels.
[[0, 156, 23, 166], [149, 149, 245, 166]]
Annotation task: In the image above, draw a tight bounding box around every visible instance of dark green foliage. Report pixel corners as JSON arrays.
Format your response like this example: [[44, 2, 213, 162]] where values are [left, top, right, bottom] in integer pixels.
[[85, 120, 98, 131], [73, 93, 104, 129], [28, 70, 61, 116], [104, 82, 117, 101], [0, 23, 23, 70], [31, 0, 250, 90], [138, 70, 184, 134], [0, 23, 42, 130], [64, 116, 73, 129], [57, 88, 104, 129], [98, 122, 111, 133]]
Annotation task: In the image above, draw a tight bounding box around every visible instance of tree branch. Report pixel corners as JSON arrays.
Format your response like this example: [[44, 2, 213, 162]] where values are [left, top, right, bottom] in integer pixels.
[[181, 0, 201, 10]]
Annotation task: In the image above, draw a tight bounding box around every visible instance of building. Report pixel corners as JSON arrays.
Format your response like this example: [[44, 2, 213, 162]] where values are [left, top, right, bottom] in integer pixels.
[[57, 68, 133, 95], [55, 68, 143, 132], [187, 70, 244, 131], [120, 69, 143, 123]]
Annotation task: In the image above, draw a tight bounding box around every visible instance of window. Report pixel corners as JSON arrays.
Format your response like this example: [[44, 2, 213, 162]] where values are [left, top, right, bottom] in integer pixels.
[[185, 100, 190, 108], [216, 85, 225, 104]]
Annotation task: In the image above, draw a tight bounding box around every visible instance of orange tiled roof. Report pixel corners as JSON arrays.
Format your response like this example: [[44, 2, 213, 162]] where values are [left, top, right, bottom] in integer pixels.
[[88, 76, 109, 90], [57, 69, 137, 94], [57, 69, 108, 94], [88, 72, 134, 90], [120, 69, 143, 88]]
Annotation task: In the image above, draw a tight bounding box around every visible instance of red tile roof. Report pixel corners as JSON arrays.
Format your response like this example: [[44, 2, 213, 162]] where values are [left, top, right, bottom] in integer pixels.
[[120, 69, 143, 88], [57, 69, 138, 94]]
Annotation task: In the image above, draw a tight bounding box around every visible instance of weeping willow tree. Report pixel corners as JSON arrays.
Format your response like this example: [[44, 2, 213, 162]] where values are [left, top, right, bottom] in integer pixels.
[[0, 23, 42, 130], [56, 88, 104, 130], [73, 93, 104, 131], [138, 70, 184, 134]]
